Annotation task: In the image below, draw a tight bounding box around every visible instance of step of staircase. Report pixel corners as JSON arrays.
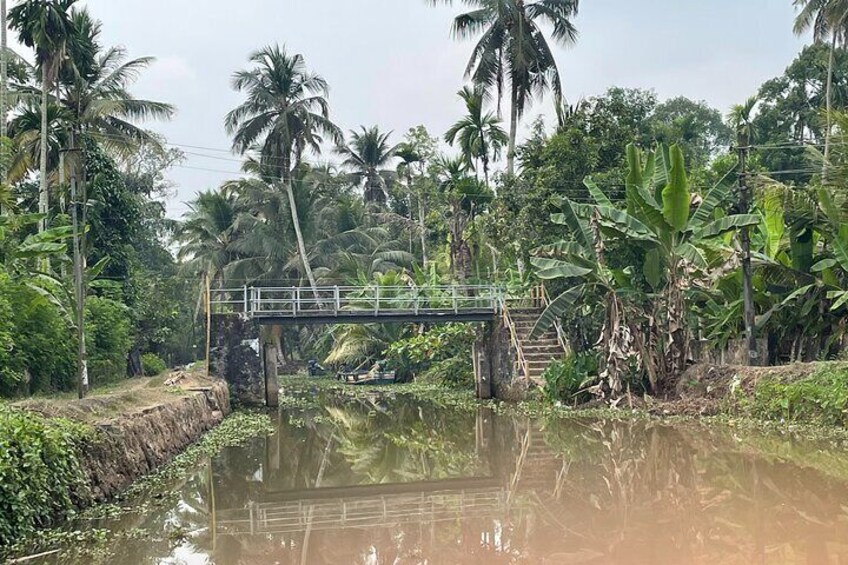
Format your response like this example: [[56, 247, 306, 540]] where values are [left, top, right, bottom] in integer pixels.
[[507, 308, 567, 385]]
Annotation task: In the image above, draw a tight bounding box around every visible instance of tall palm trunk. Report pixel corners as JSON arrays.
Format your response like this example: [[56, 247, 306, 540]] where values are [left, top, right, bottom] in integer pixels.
[[39, 65, 49, 232], [824, 33, 837, 184], [418, 190, 427, 267], [506, 82, 518, 176], [285, 179, 320, 299], [1, 0, 7, 189]]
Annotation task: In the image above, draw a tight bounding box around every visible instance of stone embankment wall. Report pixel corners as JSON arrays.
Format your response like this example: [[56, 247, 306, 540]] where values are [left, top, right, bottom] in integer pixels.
[[79, 381, 230, 501]]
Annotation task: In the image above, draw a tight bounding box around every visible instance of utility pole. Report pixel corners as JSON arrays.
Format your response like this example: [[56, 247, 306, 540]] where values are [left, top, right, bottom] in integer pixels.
[[67, 130, 88, 398], [737, 142, 758, 366]]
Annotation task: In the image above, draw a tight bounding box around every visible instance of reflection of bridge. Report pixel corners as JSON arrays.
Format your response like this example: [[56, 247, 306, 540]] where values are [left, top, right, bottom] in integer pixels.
[[211, 285, 503, 325], [213, 419, 566, 538], [216, 483, 507, 536]]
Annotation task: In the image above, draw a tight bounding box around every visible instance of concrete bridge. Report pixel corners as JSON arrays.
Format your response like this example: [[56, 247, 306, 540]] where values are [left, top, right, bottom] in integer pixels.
[[209, 284, 568, 406]]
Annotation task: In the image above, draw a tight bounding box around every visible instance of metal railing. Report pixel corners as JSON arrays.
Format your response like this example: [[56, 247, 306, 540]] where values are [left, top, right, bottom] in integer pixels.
[[210, 285, 503, 318], [499, 298, 530, 381]]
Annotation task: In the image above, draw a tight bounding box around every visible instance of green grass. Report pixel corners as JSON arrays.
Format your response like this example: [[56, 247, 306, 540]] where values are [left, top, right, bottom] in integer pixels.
[[743, 366, 848, 427]]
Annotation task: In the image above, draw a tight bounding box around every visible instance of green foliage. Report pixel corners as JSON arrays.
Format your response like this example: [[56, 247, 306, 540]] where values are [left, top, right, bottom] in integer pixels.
[[140, 353, 167, 377], [86, 296, 132, 385], [747, 368, 848, 427], [418, 356, 474, 389], [0, 404, 90, 548], [0, 274, 22, 393], [0, 271, 75, 396], [541, 352, 598, 405], [385, 324, 476, 385]]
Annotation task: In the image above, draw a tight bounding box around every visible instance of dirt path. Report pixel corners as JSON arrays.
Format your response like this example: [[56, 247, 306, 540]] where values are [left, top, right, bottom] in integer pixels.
[[15, 367, 221, 424]]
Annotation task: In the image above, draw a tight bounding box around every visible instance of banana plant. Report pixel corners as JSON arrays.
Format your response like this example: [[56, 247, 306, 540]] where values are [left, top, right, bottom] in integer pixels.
[[793, 188, 848, 312], [531, 198, 642, 397], [532, 143, 760, 393]]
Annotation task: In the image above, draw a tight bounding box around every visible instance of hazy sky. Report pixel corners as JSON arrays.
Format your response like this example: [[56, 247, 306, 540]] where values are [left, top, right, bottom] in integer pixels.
[[61, 0, 808, 217]]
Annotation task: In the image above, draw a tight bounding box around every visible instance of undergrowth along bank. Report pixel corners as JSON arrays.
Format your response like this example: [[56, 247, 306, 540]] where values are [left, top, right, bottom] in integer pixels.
[[0, 403, 92, 548], [1, 410, 275, 562]]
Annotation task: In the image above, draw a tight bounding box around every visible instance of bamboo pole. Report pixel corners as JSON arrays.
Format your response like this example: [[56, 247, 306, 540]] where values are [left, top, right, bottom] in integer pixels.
[[205, 274, 211, 378]]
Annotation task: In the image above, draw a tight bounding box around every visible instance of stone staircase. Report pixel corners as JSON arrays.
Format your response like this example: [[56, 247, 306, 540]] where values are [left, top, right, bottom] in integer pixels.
[[507, 309, 567, 385]]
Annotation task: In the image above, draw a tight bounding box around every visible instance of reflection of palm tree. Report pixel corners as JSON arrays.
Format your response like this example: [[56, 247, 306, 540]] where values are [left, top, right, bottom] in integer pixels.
[[323, 398, 484, 484]]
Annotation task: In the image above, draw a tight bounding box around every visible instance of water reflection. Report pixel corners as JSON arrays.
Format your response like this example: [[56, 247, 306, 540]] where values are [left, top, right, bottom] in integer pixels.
[[64, 387, 848, 564]]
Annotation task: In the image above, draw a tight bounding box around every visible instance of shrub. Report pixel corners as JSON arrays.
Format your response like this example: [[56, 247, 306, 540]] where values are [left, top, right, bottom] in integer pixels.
[[0, 274, 75, 396], [141, 353, 168, 377], [86, 296, 132, 386], [541, 352, 598, 405], [0, 274, 23, 395], [0, 404, 90, 547], [418, 356, 475, 389], [385, 324, 476, 383]]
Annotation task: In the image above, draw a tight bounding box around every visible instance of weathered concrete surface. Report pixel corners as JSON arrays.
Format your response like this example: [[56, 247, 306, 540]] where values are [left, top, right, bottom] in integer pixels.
[[477, 320, 534, 402], [263, 344, 280, 407], [692, 338, 769, 366], [210, 314, 264, 406], [78, 380, 230, 502]]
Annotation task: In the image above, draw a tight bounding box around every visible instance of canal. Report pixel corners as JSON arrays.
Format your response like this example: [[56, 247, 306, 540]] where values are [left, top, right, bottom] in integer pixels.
[[47, 381, 848, 564]]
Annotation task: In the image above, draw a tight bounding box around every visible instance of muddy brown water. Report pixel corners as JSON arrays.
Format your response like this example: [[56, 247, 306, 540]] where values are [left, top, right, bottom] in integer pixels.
[[54, 385, 848, 564]]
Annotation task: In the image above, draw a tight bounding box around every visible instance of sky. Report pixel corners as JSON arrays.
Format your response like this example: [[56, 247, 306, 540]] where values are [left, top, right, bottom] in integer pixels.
[[59, 0, 809, 218]]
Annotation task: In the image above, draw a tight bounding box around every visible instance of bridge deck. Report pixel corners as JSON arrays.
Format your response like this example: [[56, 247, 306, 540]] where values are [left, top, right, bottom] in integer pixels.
[[211, 285, 505, 325]]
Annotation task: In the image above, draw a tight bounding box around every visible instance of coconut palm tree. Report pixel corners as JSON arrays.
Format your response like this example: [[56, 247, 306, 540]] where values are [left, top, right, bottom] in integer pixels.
[[728, 96, 759, 148], [444, 85, 508, 186], [225, 45, 342, 297], [431, 0, 580, 175], [9, 11, 173, 190], [396, 143, 428, 265], [7, 100, 68, 184], [337, 126, 399, 206], [9, 0, 79, 232], [434, 156, 492, 282], [177, 189, 240, 288], [62, 43, 175, 156], [794, 0, 848, 181]]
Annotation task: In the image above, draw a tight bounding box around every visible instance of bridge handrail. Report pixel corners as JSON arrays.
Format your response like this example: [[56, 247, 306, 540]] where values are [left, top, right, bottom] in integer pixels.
[[499, 297, 530, 381], [210, 284, 505, 318]]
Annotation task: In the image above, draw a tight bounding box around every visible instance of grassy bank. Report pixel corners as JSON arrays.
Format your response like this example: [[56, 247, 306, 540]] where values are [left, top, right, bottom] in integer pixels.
[[672, 362, 848, 427]]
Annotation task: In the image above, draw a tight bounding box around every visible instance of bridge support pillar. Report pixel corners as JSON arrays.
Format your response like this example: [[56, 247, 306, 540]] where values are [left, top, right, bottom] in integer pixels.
[[476, 318, 533, 401], [263, 343, 279, 408], [473, 330, 493, 400], [210, 314, 271, 407]]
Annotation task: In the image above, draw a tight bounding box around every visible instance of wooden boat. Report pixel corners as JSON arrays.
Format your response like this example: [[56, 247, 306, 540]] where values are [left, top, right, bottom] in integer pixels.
[[336, 370, 397, 385]]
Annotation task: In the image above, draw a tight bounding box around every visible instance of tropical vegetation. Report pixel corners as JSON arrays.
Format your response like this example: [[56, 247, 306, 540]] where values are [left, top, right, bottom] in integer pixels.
[[0, 0, 847, 412]]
